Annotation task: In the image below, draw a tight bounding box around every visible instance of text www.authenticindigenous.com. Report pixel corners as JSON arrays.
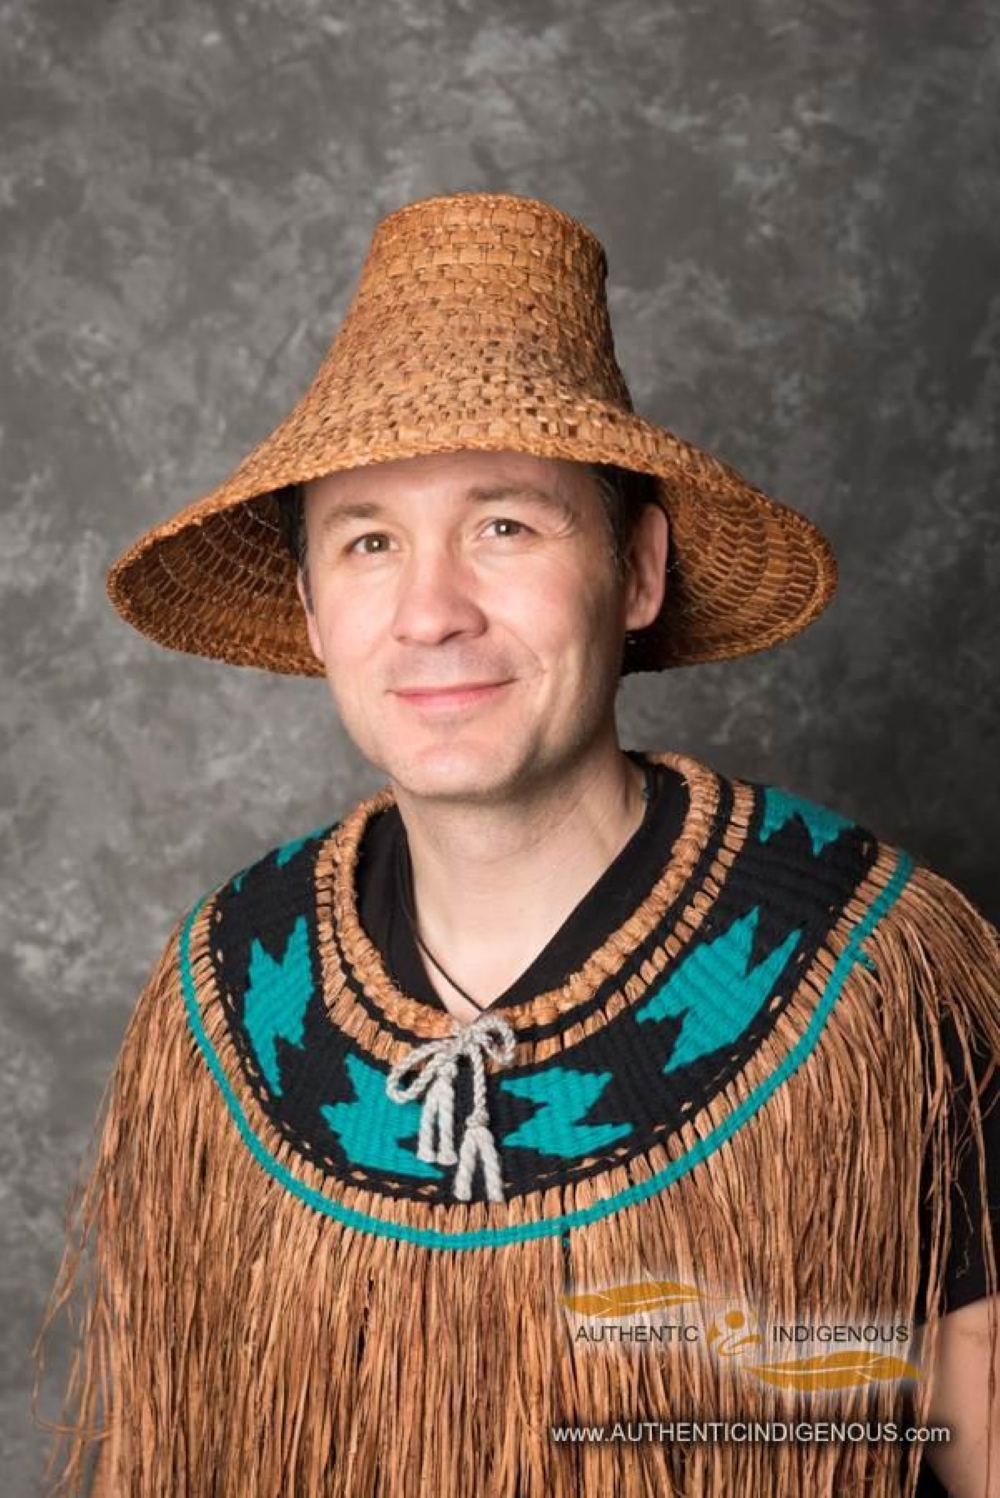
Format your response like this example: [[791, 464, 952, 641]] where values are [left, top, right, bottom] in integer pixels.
[[549, 1420, 951, 1446]]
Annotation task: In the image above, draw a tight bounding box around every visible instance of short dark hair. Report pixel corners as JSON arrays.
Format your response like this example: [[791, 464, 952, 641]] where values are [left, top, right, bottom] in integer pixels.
[[276, 461, 659, 613]]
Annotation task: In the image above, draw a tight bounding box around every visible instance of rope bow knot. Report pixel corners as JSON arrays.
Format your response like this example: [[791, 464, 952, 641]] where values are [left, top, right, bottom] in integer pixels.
[[385, 1013, 517, 1202]]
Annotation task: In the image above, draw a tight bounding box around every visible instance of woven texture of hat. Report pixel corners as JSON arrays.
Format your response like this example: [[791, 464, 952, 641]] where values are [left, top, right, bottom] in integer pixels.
[[104, 191, 838, 676], [35, 750, 1000, 1496]]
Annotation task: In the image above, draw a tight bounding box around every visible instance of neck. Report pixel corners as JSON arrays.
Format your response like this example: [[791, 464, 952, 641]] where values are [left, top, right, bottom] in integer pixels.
[[391, 744, 650, 1004]]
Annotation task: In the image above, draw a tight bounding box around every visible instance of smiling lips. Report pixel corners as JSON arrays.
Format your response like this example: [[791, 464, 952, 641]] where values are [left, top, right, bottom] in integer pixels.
[[393, 680, 512, 709]]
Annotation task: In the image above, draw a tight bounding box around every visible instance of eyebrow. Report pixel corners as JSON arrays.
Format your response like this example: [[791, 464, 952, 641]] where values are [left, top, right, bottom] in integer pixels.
[[314, 483, 578, 539]]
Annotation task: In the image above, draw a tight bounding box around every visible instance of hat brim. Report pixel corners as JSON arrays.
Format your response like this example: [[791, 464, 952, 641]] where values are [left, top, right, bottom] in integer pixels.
[[105, 386, 838, 676]]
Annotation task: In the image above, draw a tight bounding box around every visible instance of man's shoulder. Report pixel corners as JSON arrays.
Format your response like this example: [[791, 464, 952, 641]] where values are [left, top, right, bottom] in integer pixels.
[[721, 764, 892, 870], [168, 818, 344, 949], [708, 764, 930, 961], [726, 766, 997, 1012], [219, 818, 342, 902], [730, 766, 993, 939]]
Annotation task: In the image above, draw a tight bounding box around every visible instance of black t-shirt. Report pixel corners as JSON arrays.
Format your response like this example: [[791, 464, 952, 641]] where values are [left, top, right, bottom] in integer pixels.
[[355, 754, 999, 1494]]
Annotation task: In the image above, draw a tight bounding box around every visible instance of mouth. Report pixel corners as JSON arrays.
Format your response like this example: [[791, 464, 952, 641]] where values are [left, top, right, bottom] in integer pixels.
[[392, 680, 513, 711]]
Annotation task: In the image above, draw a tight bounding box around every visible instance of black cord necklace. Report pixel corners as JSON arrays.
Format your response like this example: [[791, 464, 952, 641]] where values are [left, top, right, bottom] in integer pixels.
[[396, 760, 657, 1014]]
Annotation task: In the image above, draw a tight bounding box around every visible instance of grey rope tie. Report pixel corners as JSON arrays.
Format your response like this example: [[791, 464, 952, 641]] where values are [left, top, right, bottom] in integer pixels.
[[385, 1013, 517, 1202]]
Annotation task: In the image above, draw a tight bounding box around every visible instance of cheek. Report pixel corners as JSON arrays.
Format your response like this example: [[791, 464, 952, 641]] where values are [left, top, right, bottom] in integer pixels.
[[311, 597, 379, 680], [537, 570, 621, 654], [312, 584, 378, 656], [502, 582, 560, 637], [502, 563, 611, 643]]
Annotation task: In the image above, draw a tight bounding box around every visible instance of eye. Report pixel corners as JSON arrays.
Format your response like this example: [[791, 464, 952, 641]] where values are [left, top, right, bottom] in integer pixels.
[[347, 532, 393, 555], [484, 517, 529, 538]]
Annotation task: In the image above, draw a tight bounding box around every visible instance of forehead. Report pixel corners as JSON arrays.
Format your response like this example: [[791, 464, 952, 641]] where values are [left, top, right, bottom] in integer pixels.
[[304, 448, 598, 512]]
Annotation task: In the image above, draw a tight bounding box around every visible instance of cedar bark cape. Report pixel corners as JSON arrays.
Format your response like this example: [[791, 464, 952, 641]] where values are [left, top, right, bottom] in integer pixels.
[[32, 749, 1000, 1495]]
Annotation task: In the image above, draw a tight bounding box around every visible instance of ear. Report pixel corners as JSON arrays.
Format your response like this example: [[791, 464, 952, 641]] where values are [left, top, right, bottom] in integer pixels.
[[623, 503, 669, 631], [295, 567, 325, 665]]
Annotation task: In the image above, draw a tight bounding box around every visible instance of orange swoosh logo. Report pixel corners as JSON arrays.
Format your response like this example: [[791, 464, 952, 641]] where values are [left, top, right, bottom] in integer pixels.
[[561, 1280, 701, 1316], [749, 1351, 922, 1391]]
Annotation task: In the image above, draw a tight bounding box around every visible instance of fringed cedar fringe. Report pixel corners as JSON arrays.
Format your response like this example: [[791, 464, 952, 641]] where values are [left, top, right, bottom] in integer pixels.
[[31, 912, 189, 1497], [860, 860, 1000, 1497], [31, 856, 1000, 1497]]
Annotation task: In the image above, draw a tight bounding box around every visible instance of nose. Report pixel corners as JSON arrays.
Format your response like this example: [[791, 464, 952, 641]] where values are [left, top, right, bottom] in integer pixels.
[[390, 542, 488, 648]]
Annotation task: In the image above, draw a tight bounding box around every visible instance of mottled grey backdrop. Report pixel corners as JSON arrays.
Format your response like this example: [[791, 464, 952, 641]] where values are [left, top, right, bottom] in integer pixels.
[[5, 0, 998, 1489]]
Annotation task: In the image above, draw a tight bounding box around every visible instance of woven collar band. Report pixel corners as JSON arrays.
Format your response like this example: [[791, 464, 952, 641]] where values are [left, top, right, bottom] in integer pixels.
[[174, 748, 912, 1235]]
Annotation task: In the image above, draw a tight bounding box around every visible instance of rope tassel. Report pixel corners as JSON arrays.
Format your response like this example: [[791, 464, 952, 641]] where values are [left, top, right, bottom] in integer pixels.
[[415, 1064, 459, 1166], [454, 1109, 506, 1203]]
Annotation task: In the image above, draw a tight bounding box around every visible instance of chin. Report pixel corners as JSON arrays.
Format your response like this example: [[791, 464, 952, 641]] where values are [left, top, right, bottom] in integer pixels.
[[382, 742, 524, 801]]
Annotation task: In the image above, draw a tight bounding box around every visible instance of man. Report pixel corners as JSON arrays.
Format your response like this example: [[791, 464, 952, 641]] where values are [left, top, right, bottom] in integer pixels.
[[33, 192, 1000, 1496]]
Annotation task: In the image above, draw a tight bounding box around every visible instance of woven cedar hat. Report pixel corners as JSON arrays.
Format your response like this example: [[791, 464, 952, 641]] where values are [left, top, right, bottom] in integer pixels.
[[105, 190, 838, 674]]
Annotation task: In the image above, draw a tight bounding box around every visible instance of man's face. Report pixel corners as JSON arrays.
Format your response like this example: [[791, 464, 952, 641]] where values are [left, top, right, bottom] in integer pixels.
[[296, 448, 667, 805]]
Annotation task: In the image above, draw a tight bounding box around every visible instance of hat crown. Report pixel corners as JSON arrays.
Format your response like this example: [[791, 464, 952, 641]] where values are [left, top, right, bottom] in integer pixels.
[[326, 191, 634, 411]]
